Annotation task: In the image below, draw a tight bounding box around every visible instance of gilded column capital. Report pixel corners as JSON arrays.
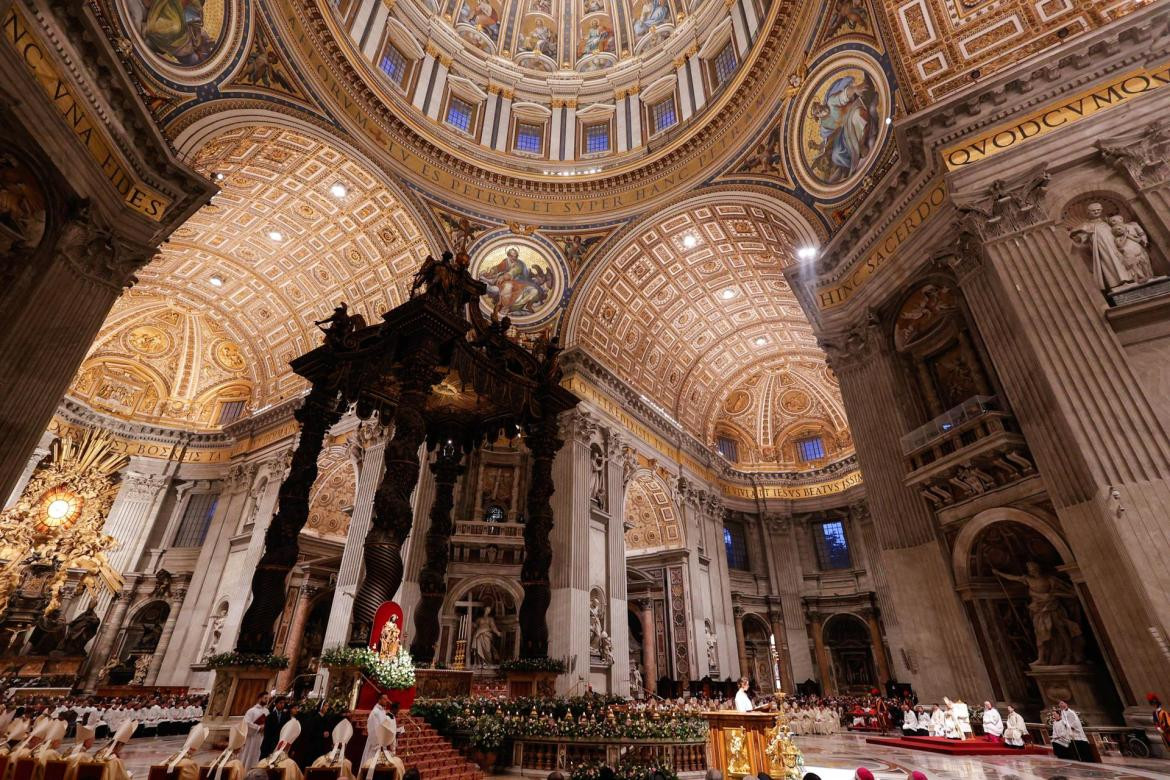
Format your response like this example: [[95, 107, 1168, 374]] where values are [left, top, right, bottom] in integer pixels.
[[56, 200, 155, 291], [120, 471, 168, 501], [559, 406, 600, 445], [226, 461, 259, 493]]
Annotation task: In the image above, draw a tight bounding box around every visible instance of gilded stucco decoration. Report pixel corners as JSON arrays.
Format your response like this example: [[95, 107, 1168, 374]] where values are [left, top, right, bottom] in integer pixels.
[[0, 431, 129, 616], [711, 361, 853, 470], [879, 0, 1144, 106], [125, 125, 433, 409], [624, 471, 682, 551], [69, 295, 253, 431], [306, 451, 357, 538], [567, 195, 827, 440]]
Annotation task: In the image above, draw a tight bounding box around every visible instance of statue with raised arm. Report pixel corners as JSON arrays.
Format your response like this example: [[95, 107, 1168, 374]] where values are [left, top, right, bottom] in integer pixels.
[[471, 607, 501, 666], [993, 562, 1085, 665]]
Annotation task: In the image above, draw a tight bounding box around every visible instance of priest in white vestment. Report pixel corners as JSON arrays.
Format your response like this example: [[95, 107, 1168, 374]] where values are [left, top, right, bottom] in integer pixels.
[[900, 704, 917, 737], [241, 694, 270, 770], [981, 701, 1004, 742], [1003, 706, 1026, 748], [360, 694, 391, 769], [928, 705, 945, 737], [733, 679, 753, 713]]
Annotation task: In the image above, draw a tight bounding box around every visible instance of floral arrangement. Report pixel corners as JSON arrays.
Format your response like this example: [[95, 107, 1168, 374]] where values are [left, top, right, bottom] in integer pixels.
[[320, 645, 415, 690], [499, 657, 567, 673], [471, 715, 507, 752], [206, 652, 289, 670], [410, 695, 708, 742], [569, 757, 679, 780]]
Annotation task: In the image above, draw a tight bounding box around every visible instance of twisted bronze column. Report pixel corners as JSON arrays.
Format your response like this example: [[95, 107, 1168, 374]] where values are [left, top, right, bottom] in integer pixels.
[[351, 362, 437, 641], [518, 411, 563, 658], [409, 441, 465, 664], [237, 380, 341, 652]]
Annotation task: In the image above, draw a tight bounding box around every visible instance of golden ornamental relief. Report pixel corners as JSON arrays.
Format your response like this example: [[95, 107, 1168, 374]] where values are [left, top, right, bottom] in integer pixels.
[[214, 340, 247, 372], [125, 324, 172, 356], [724, 728, 751, 777]]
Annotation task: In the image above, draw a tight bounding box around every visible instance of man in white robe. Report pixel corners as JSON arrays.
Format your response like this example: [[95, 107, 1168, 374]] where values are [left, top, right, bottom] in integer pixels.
[[900, 704, 917, 737], [928, 705, 945, 737], [240, 693, 270, 770], [1059, 701, 1092, 761], [981, 701, 1003, 742], [733, 679, 753, 713], [1003, 706, 1026, 748], [359, 694, 391, 770]]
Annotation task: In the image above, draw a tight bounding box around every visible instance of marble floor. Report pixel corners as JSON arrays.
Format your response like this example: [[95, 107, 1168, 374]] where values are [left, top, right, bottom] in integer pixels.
[[115, 733, 1170, 780]]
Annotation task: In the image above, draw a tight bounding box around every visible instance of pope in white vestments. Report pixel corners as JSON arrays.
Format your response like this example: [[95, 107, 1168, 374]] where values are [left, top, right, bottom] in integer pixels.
[[1003, 707, 1026, 748], [241, 695, 270, 770]]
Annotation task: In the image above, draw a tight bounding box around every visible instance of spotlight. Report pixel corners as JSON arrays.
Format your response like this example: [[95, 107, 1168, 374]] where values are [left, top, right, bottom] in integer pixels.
[[268, 230, 284, 242], [754, 336, 767, 346], [682, 234, 698, 249], [885, 116, 893, 125], [209, 275, 224, 287], [330, 182, 348, 198], [214, 172, 225, 181], [797, 246, 819, 261], [721, 288, 736, 300]]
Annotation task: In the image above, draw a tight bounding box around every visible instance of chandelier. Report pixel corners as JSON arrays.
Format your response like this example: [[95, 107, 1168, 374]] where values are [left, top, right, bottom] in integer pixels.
[[0, 429, 129, 615]]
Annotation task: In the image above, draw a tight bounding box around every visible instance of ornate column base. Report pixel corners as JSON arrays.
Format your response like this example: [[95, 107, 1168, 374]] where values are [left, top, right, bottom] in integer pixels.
[[203, 665, 282, 746], [1026, 663, 1119, 725]]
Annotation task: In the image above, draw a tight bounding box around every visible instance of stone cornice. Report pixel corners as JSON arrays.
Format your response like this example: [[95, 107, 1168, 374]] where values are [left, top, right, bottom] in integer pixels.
[[56, 397, 231, 447], [222, 395, 304, 438]]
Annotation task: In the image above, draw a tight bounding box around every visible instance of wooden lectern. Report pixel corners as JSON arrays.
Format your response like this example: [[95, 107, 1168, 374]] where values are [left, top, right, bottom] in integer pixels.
[[704, 712, 801, 780]]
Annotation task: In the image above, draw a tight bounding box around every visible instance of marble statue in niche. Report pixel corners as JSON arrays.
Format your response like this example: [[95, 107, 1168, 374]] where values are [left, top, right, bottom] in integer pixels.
[[705, 619, 719, 673], [589, 443, 606, 507], [991, 562, 1085, 666], [471, 607, 502, 665], [59, 606, 101, 655], [1069, 201, 1158, 293], [202, 602, 228, 660], [589, 592, 604, 650]]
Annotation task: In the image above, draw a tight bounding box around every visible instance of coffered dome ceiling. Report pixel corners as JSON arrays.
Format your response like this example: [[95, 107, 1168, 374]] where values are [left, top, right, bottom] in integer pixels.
[[70, 124, 435, 426]]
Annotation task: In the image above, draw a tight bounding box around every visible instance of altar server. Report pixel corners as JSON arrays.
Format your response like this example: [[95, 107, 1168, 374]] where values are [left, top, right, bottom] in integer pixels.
[[900, 704, 917, 737], [981, 701, 1003, 742], [1058, 701, 1091, 761], [241, 694, 270, 771]]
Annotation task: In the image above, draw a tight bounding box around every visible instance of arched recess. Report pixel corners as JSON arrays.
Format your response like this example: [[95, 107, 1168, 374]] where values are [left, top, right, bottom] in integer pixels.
[[742, 612, 778, 693], [623, 469, 683, 553], [563, 188, 826, 441], [950, 509, 1123, 720], [822, 612, 875, 694], [306, 446, 357, 539], [439, 575, 524, 668], [289, 588, 335, 698]]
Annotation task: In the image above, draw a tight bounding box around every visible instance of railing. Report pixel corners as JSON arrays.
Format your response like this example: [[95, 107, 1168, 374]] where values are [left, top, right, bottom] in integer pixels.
[[900, 395, 1000, 454], [512, 737, 709, 774], [453, 521, 525, 541]]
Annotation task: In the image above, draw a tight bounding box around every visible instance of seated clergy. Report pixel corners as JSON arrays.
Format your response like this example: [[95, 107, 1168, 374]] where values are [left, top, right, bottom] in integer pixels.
[[1002, 706, 1026, 749], [154, 724, 209, 780], [32, 720, 68, 780], [310, 720, 355, 780], [359, 720, 403, 780], [2, 721, 31, 755], [6, 719, 51, 780], [63, 724, 97, 780], [87, 721, 137, 780], [255, 719, 302, 780], [900, 705, 917, 737], [928, 706, 945, 737], [981, 702, 1003, 742], [206, 723, 248, 780]]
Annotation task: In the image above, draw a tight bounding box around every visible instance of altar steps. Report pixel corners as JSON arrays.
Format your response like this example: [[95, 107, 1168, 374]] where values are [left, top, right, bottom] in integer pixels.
[[865, 734, 1051, 756], [397, 715, 485, 780]]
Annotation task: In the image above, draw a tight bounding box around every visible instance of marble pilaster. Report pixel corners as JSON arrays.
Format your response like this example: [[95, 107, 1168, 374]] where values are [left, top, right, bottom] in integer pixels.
[[145, 585, 187, 685], [84, 592, 131, 689], [93, 470, 170, 616], [3, 442, 49, 510], [603, 430, 631, 697]]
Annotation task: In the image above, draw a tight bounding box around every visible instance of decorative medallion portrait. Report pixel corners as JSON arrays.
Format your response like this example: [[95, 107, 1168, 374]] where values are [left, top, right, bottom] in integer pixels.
[[470, 237, 567, 328], [791, 52, 889, 199], [123, 0, 228, 66], [125, 325, 172, 356]]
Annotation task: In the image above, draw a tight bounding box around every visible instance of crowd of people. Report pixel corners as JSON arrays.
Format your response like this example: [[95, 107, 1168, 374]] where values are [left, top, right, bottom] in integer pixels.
[[0, 694, 206, 739]]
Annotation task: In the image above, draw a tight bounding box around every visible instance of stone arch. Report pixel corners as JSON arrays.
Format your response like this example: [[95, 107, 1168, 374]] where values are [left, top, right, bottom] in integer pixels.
[[742, 611, 777, 692], [951, 507, 1073, 588], [623, 469, 683, 552], [822, 612, 876, 693], [440, 575, 524, 667]]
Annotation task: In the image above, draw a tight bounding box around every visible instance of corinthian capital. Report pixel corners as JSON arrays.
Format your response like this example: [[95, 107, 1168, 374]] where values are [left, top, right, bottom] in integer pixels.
[[57, 200, 154, 291], [560, 406, 599, 444], [1096, 120, 1170, 188], [954, 164, 1050, 240], [763, 512, 791, 534], [120, 472, 168, 501], [820, 310, 883, 374]]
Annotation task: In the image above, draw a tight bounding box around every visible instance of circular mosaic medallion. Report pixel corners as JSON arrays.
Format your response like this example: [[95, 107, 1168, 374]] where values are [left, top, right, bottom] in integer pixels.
[[213, 340, 246, 372], [780, 389, 810, 414], [789, 50, 890, 199], [115, 0, 241, 83], [125, 325, 172, 356], [469, 235, 567, 329]]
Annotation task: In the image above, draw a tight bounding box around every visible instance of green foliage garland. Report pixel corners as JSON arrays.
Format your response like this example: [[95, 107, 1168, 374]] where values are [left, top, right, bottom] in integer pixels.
[[319, 645, 416, 690], [206, 652, 289, 670]]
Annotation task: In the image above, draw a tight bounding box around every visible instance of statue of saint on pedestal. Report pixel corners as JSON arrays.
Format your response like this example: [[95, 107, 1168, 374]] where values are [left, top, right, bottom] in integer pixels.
[[59, 606, 100, 655], [589, 595, 604, 652], [471, 607, 501, 666], [1070, 202, 1145, 293], [378, 615, 401, 660], [993, 562, 1085, 665]]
